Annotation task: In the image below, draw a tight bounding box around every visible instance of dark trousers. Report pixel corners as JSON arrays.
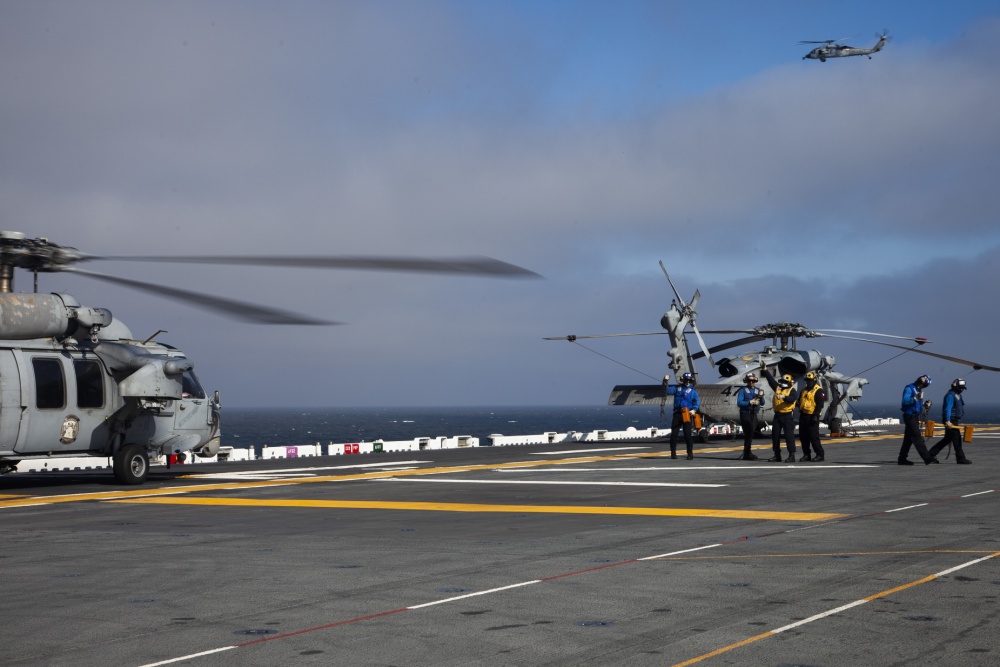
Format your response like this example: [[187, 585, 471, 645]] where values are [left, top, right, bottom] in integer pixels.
[[928, 423, 968, 462], [799, 412, 824, 457], [669, 410, 694, 456], [771, 412, 796, 456], [739, 410, 757, 453], [898, 413, 931, 462]]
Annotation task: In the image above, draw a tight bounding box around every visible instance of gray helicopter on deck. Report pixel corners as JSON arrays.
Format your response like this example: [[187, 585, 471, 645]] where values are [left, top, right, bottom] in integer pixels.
[[547, 261, 998, 441], [0, 231, 537, 484], [801, 32, 890, 62]]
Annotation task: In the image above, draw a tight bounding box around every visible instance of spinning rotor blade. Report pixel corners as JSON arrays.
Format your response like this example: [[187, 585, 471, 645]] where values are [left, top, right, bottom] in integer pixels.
[[799, 35, 853, 44], [88, 254, 541, 278], [64, 268, 336, 325]]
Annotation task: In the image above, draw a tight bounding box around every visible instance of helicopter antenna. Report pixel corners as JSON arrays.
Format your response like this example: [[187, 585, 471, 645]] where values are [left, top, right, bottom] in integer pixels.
[[142, 329, 168, 344]]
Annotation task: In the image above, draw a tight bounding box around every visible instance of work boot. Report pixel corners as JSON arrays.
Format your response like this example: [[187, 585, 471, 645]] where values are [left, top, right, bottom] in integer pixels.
[[785, 454, 796, 463], [957, 459, 972, 464], [767, 455, 781, 462], [898, 459, 915, 465], [925, 458, 940, 465], [813, 455, 825, 462], [741, 452, 758, 461], [800, 454, 812, 462], [670, 450, 677, 460], [686, 452, 694, 460]]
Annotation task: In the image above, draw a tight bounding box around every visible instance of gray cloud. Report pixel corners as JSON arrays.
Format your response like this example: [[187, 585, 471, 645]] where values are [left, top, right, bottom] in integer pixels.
[[2, 3, 998, 408]]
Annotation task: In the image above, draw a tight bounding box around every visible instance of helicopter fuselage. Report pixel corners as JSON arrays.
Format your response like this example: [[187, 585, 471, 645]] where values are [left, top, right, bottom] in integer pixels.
[[609, 346, 865, 436], [803, 37, 887, 62], [0, 293, 220, 484]]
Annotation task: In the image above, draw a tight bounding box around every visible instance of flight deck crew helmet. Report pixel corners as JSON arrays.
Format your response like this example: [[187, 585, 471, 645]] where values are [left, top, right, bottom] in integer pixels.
[[916, 375, 932, 388], [680, 372, 695, 385], [952, 378, 967, 392], [743, 373, 757, 384], [805, 371, 817, 380], [779, 374, 794, 388]]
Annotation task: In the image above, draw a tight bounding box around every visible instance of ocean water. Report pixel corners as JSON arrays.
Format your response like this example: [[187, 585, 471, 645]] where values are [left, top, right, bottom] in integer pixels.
[[220, 404, 1000, 448]]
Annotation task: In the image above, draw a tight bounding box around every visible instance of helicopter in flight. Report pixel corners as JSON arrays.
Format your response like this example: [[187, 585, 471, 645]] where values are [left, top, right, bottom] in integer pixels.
[[546, 261, 998, 441], [0, 231, 537, 484], [801, 32, 890, 62]]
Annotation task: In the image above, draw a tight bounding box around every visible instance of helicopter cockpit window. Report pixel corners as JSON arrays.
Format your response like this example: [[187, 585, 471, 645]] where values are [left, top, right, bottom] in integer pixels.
[[74, 360, 105, 409], [32, 358, 66, 410], [181, 370, 206, 399]]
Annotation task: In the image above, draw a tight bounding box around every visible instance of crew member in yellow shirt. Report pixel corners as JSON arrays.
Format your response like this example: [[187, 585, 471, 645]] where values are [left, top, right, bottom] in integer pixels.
[[797, 372, 826, 462], [762, 365, 798, 462]]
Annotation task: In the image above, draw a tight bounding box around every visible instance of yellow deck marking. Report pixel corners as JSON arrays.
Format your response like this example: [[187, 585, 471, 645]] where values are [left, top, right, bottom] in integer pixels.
[[6, 426, 998, 510], [110, 496, 846, 521], [0, 451, 772, 509], [865, 575, 937, 599], [670, 550, 1000, 666], [672, 633, 775, 667]]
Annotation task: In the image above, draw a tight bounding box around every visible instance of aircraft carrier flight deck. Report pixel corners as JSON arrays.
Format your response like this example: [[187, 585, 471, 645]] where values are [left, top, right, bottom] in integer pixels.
[[2, 427, 999, 666]]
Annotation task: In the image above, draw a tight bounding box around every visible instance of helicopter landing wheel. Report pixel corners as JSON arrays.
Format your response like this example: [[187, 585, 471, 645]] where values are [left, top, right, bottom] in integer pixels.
[[113, 444, 149, 485], [697, 428, 710, 444]]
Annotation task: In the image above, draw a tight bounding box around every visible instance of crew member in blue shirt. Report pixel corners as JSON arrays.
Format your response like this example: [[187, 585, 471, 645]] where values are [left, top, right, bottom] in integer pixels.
[[664, 371, 700, 460], [736, 372, 763, 460], [898, 375, 934, 465], [927, 379, 971, 464]]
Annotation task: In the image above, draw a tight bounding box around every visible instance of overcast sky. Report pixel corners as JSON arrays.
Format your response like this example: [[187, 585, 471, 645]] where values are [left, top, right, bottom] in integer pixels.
[[2, 1, 999, 409]]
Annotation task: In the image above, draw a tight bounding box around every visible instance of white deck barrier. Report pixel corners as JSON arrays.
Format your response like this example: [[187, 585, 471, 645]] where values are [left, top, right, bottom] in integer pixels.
[[11, 419, 900, 473]]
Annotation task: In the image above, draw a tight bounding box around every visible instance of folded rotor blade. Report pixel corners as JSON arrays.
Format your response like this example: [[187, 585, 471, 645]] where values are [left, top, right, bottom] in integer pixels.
[[88, 255, 541, 278], [690, 323, 715, 367], [658, 260, 685, 307], [64, 268, 337, 325]]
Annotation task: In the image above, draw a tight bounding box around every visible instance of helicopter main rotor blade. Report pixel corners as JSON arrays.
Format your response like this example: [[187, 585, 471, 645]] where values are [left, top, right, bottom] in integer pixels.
[[544, 332, 667, 341], [64, 268, 337, 325], [811, 333, 1000, 372], [799, 35, 853, 44], [813, 329, 930, 344], [690, 335, 768, 360], [695, 329, 758, 335], [658, 260, 686, 307], [86, 255, 541, 278]]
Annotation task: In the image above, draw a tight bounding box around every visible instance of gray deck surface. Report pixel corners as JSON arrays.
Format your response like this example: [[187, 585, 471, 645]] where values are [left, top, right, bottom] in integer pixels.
[[2, 426, 999, 666]]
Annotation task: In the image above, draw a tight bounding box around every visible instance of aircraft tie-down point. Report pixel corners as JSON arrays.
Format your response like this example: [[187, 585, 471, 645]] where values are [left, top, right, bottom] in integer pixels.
[[0, 231, 538, 484], [546, 261, 998, 442]]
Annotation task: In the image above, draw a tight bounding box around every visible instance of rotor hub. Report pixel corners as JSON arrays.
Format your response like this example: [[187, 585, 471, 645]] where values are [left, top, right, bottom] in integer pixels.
[[0, 232, 84, 275]]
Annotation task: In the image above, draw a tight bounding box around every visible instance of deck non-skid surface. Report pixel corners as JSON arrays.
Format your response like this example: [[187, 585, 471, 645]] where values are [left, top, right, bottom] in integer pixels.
[[2, 429, 998, 666]]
